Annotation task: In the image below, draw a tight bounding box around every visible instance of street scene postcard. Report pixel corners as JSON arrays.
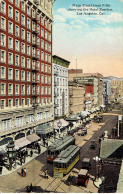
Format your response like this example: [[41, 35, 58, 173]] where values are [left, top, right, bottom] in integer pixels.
[[0, 0, 123, 193]]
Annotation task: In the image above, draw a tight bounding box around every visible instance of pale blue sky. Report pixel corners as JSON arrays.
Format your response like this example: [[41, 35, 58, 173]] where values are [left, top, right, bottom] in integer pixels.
[[52, 0, 123, 77]]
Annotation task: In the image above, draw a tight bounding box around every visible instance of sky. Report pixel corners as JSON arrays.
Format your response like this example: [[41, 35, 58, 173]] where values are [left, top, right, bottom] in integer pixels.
[[52, 0, 123, 78]]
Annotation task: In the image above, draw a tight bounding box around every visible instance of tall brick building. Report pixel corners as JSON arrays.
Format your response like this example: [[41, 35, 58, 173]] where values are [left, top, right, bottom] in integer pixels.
[[0, 0, 54, 144]]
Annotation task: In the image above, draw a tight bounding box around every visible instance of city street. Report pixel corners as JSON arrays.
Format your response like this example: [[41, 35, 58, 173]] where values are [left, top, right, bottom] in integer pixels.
[[0, 103, 122, 193]]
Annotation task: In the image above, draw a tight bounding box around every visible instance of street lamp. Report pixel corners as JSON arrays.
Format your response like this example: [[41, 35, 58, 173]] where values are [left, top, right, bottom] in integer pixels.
[[7, 141, 15, 171], [93, 156, 102, 188], [57, 120, 62, 138]]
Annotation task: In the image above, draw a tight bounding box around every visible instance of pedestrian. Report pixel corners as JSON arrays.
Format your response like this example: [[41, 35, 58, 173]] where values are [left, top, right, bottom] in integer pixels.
[[30, 183, 33, 192], [0, 166, 3, 174], [30, 150, 33, 157], [20, 158, 22, 165], [23, 168, 27, 177], [45, 169, 48, 179], [21, 168, 24, 176]]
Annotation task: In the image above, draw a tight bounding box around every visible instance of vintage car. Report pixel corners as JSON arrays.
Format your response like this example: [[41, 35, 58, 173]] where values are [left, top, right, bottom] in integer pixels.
[[82, 158, 91, 170], [76, 169, 89, 187]]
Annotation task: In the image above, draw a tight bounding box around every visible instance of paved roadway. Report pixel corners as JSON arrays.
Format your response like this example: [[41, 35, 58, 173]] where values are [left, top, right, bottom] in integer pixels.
[[0, 103, 122, 193]]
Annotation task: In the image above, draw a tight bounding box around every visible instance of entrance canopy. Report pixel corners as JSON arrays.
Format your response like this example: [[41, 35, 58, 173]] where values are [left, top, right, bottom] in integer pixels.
[[15, 137, 31, 149], [54, 119, 69, 130], [26, 133, 40, 143], [36, 124, 53, 135]]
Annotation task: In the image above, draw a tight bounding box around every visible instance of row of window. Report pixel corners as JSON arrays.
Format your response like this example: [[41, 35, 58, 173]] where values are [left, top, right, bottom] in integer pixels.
[[0, 97, 51, 109], [1, 17, 51, 40], [54, 68, 68, 77], [1, 0, 52, 30], [0, 83, 51, 95], [54, 78, 68, 87], [1, 33, 51, 51], [1, 67, 51, 82], [1, 50, 52, 63], [1, 111, 51, 131]]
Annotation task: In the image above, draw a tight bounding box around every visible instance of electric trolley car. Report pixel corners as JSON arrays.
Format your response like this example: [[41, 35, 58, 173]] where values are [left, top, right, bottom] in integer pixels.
[[53, 145, 80, 176], [47, 135, 75, 163]]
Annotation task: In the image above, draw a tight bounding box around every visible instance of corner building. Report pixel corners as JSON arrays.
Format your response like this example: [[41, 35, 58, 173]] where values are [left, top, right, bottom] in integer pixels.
[[0, 0, 55, 144]]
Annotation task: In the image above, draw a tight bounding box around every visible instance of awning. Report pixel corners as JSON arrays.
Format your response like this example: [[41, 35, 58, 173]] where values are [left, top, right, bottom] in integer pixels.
[[15, 137, 31, 149], [36, 124, 53, 135], [26, 133, 40, 143], [80, 111, 90, 117], [54, 119, 69, 130]]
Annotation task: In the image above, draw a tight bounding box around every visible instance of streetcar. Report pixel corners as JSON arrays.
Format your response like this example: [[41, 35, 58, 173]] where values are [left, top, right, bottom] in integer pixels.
[[47, 135, 75, 163], [53, 145, 80, 176]]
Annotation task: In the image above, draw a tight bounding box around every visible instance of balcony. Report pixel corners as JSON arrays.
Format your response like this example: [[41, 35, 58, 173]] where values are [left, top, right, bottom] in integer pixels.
[[32, 16, 39, 23], [54, 104, 59, 108], [32, 29, 39, 35], [54, 71, 58, 76]]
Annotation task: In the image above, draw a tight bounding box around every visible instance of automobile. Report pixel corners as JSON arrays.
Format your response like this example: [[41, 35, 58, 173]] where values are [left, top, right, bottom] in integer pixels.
[[90, 140, 96, 149], [76, 169, 89, 187], [82, 158, 91, 170]]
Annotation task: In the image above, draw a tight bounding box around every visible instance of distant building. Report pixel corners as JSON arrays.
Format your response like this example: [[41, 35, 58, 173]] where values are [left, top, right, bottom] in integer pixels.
[[52, 55, 70, 118], [68, 81, 85, 115], [103, 79, 111, 105]]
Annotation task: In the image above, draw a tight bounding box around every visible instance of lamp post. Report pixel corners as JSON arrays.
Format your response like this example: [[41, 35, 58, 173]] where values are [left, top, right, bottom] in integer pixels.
[[57, 120, 62, 138], [93, 156, 102, 188], [7, 141, 15, 171]]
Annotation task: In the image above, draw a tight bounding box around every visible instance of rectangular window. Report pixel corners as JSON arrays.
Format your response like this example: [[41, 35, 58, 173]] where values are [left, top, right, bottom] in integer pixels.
[[8, 84, 13, 94], [1, 1, 6, 14], [8, 37, 13, 49], [8, 6, 13, 18], [16, 116, 24, 127], [8, 99, 12, 108], [2, 119, 11, 131], [41, 63, 44, 72], [27, 18, 30, 28], [27, 32, 30, 42], [21, 85, 25, 94], [15, 69, 19, 80], [15, 99, 19, 107], [1, 83, 6, 94], [41, 40, 44, 49], [1, 17, 6, 30], [27, 114, 34, 123], [21, 99, 25, 107], [8, 52, 13, 64], [8, 21, 13, 33], [27, 5, 31, 15], [1, 50, 6, 62], [1, 34, 6, 46], [21, 28, 25, 39], [15, 25, 19, 36], [1, 100, 5, 109], [15, 40, 19, 51], [27, 58, 30, 68], [1, 66, 5, 78], [8, 68, 13, 79], [15, 0, 19, 7], [21, 1, 25, 11], [27, 98, 30, 106], [37, 112, 42, 120], [21, 56, 25, 67], [41, 86, 44, 95], [15, 55, 19, 66], [15, 10, 19, 22], [27, 72, 30, 81], [21, 43, 25, 53], [21, 15, 25, 25], [27, 85, 30, 95], [41, 75, 44, 83], [15, 84, 19, 94], [27, 45, 30, 55], [41, 51, 44, 60], [21, 71, 25, 80]]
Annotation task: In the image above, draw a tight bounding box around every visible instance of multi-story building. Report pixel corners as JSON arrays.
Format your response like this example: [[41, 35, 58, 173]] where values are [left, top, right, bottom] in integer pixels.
[[84, 73, 103, 107], [68, 81, 85, 115], [52, 55, 70, 118], [103, 78, 111, 105], [0, 0, 55, 144]]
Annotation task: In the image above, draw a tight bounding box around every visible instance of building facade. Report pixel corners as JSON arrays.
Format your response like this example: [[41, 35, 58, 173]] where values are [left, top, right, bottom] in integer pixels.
[[103, 78, 111, 105], [52, 55, 70, 118], [68, 81, 85, 115], [0, 0, 54, 144]]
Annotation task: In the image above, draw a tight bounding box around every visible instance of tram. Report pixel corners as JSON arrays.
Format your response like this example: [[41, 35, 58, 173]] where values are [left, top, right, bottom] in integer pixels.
[[47, 135, 75, 163], [53, 145, 80, 176]]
